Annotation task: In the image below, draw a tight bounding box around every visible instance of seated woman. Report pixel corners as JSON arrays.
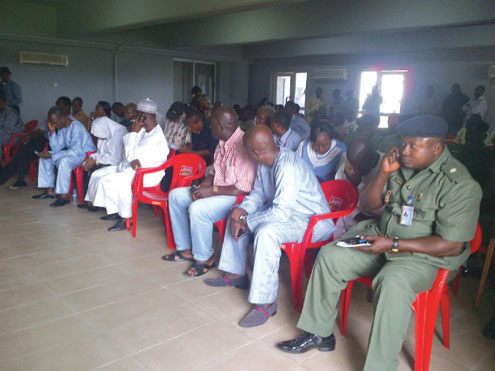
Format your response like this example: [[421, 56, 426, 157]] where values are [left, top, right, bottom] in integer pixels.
[[78, 115, 127, 210], [163, 102, 190, 150], [297, 120, 346, 182]]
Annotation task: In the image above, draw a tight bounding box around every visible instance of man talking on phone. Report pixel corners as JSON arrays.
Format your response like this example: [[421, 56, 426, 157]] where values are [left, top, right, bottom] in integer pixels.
[[277, 115, 482, 371], [84, 98, 169, 231]]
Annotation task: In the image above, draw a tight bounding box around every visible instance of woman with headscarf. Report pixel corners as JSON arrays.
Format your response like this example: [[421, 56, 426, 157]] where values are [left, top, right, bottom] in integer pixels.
[[78, 116, 127, 210], [297, 119, 346, 182]]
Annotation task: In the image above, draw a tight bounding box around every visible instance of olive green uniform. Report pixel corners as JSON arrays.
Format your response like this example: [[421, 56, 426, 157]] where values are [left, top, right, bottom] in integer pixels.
[[297, 148, 482, 371]]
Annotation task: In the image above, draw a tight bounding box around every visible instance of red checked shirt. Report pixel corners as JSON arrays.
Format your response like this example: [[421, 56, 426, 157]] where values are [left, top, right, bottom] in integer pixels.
[[210, 127, 256, 193]]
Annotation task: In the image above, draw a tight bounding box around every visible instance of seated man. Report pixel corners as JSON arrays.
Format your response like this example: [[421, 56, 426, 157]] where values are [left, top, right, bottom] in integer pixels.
[[71, 97, 90, 131], [77, 115, 127, 210], [179, 109, 218, 165], [333, 136, 384, 239], [344, 114, 382, 150], [85, 98, 169, 231], [205, 125, 335, 327], [270, 111, 302, 151], [0, 90, 23, 147], [111, 102, 126, 123], [119, 103, 137, 132], [286, 101, 310, 140], [163, 107, 256, 277], [0, 96, 73, 189], [277, 115, 481, 371], [33, 106, 96, 206]]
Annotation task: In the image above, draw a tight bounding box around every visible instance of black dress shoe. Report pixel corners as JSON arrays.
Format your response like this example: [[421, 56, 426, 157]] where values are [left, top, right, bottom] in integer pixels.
[[277, 332, 335, 354], [32, 192, 55, 199], [108, 218, 126, 232], [87, 206, 100, 212], [77, 203, 89, 209], [100, 213, 119, 220], [49, 198, 70, 207]]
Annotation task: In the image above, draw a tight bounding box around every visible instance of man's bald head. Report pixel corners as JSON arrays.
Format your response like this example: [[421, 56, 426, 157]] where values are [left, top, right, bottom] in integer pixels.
[[210, 107, 239, 140], [243, 125, 279, 166], [347, 136, 380, 176]]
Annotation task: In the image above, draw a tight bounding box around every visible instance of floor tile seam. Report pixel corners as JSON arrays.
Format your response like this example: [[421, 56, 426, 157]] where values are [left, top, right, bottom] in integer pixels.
[[67, 286, 165, 315], [40, 271, 148, 297], [0, 291, 65, 313], [0, 311, 87, 338], [470, 350, 494, 370], [190, 340, 260, 370], [0, 241, 84, 258]]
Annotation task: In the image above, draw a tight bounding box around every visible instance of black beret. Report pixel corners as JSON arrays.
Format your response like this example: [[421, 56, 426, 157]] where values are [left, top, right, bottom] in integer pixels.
[[397, 114, 448, 138]]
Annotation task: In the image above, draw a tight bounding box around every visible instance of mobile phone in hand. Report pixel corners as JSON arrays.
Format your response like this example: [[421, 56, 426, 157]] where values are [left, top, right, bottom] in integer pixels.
[[336, 236, 371, 248], [34, 150, 41, 156], [190, 184, 199, 193], [237, 229, 246, 238], [139, 114, 147, 123]]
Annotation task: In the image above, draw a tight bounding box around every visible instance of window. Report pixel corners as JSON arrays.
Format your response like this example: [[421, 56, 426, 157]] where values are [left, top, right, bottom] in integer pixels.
[[358, 69, 408, 127], [173, 60, 216, 103], [274, 72, 308, 112]]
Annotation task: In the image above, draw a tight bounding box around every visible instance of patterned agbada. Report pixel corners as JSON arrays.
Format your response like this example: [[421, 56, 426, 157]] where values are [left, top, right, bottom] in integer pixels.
[[163, 117, 191, 150], [209, 126, 256, 192]]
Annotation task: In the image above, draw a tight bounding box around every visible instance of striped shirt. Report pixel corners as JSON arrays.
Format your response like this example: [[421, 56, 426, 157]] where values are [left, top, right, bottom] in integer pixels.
[[210, 127, 256, 193]]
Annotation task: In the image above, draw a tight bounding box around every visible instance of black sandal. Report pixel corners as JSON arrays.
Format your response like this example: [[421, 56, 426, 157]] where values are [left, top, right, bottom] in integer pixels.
[[161, 251, 194, 262], [183, 261, 216, 277]]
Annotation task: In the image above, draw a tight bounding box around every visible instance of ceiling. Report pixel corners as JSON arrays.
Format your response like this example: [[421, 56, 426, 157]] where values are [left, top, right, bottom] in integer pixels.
[[10, 0, 495, 60]]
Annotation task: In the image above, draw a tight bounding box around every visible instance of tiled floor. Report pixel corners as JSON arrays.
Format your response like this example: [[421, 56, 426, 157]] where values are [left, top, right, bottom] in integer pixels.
[[0, 179, 493, 370]]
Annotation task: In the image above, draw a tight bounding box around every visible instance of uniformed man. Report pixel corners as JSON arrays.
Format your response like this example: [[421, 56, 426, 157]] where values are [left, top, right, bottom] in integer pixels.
[[276, 115, 482, 371]]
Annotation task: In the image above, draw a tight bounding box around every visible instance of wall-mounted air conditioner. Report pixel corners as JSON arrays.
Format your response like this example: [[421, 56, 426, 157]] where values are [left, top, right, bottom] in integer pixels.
[[313, 68, 348, 81], [18, 51, 68, 67]]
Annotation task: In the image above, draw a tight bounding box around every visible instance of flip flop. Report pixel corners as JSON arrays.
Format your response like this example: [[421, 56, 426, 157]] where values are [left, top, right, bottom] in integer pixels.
[[161, 251, 194, 262], [183, 261, 216, 277]]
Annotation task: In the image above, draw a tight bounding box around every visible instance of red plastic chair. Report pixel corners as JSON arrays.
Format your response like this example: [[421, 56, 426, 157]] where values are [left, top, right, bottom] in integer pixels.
[[69, 151, 96, 202], [214, 194, 246, 242], [282, 179, 359, 312], [3, 120, 38, 164], [130, 153, 206, 247], [339, 224, 482, 371]]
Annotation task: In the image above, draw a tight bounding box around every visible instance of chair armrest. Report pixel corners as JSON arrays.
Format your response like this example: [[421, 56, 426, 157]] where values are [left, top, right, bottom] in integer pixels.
[[300, 206, 356, 249], [8, 132, 29, 146], [132, 160, 173, 193]]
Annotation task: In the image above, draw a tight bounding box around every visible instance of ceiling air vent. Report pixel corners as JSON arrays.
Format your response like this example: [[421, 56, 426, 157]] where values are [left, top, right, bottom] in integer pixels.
[[18, 51, 68, 67], [313, 68, 348, 81]]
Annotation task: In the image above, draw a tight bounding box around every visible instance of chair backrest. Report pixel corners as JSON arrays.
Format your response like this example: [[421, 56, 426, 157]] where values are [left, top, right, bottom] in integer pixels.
[[470, 223, 482, 255], [169, 153, 207, 189], [24, 120, 38, 132], [320, 179, 359, 213]]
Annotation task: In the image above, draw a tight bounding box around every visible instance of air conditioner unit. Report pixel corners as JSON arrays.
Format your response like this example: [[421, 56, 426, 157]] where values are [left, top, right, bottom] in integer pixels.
[[18, 51, 68, 67], [313, 68, 348, 81], [489, 64, 495, 79]]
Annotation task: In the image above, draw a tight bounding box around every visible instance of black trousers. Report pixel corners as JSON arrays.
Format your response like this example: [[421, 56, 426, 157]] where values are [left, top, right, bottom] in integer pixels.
[[0, 136, 48, 184]]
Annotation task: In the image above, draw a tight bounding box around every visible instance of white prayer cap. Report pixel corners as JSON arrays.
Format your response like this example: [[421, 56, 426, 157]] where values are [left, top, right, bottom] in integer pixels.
[[137, 98, 157, 114]]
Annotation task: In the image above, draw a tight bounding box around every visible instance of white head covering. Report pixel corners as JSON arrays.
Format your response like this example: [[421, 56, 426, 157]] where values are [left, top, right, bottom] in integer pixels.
[[137, 98, 157, 114], [89, 116, 127, 166]]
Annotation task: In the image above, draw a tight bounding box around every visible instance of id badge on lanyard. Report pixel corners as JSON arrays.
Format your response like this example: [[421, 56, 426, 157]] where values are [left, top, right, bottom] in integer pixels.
[[400, 196, 414, 226]]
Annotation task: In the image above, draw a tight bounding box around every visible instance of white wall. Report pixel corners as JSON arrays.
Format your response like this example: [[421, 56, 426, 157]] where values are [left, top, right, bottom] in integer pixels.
[[0, 36, 249, 123], [249, 49, 495, 127]]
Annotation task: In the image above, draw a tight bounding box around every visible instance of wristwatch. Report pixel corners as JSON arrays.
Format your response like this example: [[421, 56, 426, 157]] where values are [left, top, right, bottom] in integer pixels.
[[390, 237, 400, 254], [239, 214, 247, 225]]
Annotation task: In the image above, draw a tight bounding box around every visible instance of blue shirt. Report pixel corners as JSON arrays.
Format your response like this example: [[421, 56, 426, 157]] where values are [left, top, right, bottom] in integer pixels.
[[298, 139, 346, 182], [273, 128, 302, 151], [50, 120, 96, 162], [1, 80, 22, 107], [290, 114, 310, 140], [240, 149, 332, 231]]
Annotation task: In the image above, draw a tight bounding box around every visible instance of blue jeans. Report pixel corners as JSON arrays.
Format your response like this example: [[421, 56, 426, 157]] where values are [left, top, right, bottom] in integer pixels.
[[168, 187, 237, 261], [218, 214, 334, 304]]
